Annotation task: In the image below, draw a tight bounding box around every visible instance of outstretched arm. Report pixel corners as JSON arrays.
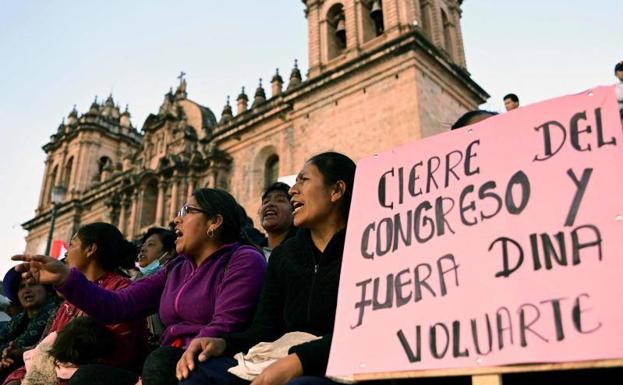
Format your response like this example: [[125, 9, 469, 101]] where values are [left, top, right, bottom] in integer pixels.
[[55, 267, 166, 323], [13, 253, 167, 324]]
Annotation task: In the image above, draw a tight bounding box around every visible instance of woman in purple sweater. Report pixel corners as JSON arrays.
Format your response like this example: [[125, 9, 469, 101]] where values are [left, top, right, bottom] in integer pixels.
[[13, 188, 267, 385]]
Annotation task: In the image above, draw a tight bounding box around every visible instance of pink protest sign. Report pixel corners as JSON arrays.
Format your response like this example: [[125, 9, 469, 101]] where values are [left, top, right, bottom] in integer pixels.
[[327, 86, 623, 378]]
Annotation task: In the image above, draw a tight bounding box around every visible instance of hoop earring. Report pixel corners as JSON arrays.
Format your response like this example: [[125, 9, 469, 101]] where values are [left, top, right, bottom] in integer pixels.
[[207, 228, 215, 239]]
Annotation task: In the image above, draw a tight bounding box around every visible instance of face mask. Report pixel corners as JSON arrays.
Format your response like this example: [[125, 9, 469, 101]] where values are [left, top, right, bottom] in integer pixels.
[[138, 258, 160, 276]]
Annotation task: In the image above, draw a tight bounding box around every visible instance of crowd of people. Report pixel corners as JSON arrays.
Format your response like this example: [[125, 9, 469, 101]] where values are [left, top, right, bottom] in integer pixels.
[[0, 151, 356, 385], [1, 62, 622, 385]]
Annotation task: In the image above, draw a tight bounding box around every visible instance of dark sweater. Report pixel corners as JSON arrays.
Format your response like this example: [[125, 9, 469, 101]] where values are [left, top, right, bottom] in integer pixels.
[[223, 228, 345, 376], [0, 296, 59, 351]]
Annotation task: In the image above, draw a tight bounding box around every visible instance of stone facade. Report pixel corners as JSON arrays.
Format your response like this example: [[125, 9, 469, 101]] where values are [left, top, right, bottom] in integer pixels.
[[23, 0, 488, 252]]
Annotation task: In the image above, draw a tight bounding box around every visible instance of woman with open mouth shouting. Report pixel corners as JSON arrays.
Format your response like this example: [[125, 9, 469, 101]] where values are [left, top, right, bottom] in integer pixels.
[[175, 152, 356, 385], [12, 188, 267, 385], [136, 227, 177, 278]]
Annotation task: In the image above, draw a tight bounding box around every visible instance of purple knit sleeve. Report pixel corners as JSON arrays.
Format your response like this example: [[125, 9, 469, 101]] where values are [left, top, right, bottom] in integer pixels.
[[195, 246, 267, 338], [55, 267, 167, 324]]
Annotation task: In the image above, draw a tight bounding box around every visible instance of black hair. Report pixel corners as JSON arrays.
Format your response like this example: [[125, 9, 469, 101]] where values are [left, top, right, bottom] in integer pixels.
[[503, 93, 519, 103], [451, 110, 498, 130], [236, 204, 264, 247], [4, 267, 54, 305], [192, 188, 247, 245], [76, 222, 136, 271], [307, 151, 356, 221], [141, 227, 176, 253], [49, 317, 116, 365], [261, 182, 291, 202], [615, 61, 623, 73]]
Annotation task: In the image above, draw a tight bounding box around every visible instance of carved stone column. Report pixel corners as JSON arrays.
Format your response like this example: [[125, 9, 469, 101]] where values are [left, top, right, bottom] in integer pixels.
[[207, 171, 216, 188], [449, 2, 466, 67], [156, 178, 166, 226], [128, 189, 140, 238], [186, 176, 196, 200], [168, 176, 179, 220], [118, 194, 128, 234], [37, 157, 53, 212], [105, 193, 121, 227], [57, 147, 68, 186]]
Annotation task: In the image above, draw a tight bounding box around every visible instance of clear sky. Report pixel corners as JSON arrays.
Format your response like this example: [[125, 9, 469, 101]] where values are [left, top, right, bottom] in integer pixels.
[[0, 1, 621, 277]]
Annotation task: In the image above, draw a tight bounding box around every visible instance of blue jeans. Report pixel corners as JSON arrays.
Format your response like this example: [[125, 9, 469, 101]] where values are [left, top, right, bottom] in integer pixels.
[[181, 356, 339, 385]]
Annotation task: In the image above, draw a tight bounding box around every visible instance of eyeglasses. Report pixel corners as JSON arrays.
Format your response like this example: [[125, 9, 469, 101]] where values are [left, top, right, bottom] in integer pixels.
[[177, 204, 207, 217]]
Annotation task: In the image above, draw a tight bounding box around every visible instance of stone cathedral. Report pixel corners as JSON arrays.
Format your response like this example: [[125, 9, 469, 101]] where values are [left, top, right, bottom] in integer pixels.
[[23, 0, 488, 252]]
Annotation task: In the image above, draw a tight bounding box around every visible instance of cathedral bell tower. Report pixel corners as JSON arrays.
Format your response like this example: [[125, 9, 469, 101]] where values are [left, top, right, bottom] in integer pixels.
[[25, 96, 141, 253], [305, 0, 466, 78]]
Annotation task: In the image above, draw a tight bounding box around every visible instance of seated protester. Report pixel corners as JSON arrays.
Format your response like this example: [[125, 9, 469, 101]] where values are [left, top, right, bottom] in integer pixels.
[[0, 268, 59, 380], [136, 227, 177, 348], [16, 317, 139, 385], [136, 227, 176, 278], [13, 189, 267, 385], [176, 152, 356, 385], [48, 317, 129, 382], [450, 110, 498, 130], [259, 182, 297, 260], [3, 223, 148, 385]]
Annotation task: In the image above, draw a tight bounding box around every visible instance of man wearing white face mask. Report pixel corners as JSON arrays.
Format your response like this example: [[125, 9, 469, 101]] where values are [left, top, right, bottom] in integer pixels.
[[137, 227, 177, 348], [137, 228, 177, 276]]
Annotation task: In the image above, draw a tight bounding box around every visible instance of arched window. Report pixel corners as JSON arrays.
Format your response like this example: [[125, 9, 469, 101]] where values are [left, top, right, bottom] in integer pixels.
[[419, 0, 432, 38], [362, 0, 384, 42], [98, 156, 112, 175], [264, 155, 279, 188], [327, 3, 347, 60], [63, 157, 73, 188], [97, 156, 113, 182], [140, 179, 158, 228], [441, 9, 454, 58]]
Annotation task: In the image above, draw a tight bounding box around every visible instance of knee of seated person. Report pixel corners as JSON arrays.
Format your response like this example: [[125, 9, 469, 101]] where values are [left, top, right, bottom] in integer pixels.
[[179, 357, 242, 385], [143, 346, 183, 371], [141, 346, 184, 385]]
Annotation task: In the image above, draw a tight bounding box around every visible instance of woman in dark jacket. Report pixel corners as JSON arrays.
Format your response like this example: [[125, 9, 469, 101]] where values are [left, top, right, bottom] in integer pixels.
[[176, 152, 356, 385], [0, 268, 58, 380]]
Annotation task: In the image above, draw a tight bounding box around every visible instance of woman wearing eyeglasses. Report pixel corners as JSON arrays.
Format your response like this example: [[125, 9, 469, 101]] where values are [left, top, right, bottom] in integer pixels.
[[12, 188, 267, 385], [175, 152, 356, 385]]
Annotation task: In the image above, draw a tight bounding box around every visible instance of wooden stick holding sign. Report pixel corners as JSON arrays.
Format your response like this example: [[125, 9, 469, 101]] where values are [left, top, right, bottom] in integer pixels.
[[327, 86, 623, 381], [350, 358, 623, 381]]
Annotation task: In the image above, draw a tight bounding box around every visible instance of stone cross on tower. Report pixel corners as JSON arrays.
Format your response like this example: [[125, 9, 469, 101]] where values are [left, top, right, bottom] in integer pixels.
[[175, 71, 188, 99]]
